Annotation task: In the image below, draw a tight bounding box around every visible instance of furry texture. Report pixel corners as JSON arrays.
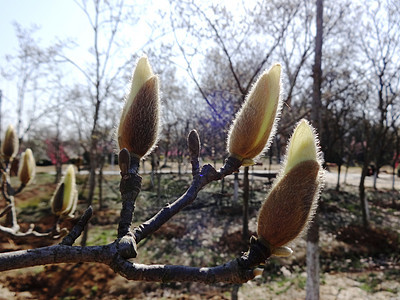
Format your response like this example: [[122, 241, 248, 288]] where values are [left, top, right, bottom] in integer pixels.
[[1, 125, 19, 159], [17, 148, 36, 185], [257, 160, 321, 248], [188, 130, 200, 157], [284, 120, 319, 173], [117, 76, 160, 158], [227, 64, 282, 165], [51, 165, 78, 216], [120, 57, 154, 128], [257, 119, 325, 248]]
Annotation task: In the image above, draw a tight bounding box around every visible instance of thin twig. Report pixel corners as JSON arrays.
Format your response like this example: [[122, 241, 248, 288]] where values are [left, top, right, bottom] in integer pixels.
[[61, 206, 94, 246], [133, 156, 242, 244], [0, 205, 12, 218]]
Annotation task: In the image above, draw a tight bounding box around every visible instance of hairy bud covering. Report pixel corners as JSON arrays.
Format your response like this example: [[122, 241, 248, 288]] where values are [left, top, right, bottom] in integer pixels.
[[18, 148, 36, 185], [187, 130, 200, 158], [51, 165, 78, 217], [1, 125, 19, 160], [227, 64, 282, 166], [257, 120, 323, 250], [117, 56, 160, 158]]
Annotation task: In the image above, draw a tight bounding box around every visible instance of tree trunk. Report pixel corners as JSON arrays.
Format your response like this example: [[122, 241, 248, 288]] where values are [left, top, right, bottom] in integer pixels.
[[336, 163, 341, 191], [306, 215, 320, 300], [98, 158, 104, 210], [306, 0, 323, 298], [359, 160, 370, 228], [233, 173, 239, 204], [373, 167, 379, 190]]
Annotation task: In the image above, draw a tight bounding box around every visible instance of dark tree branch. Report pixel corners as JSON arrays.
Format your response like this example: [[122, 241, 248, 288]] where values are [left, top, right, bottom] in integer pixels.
[[0, 149, 277, 284], [61, 206, 93, 246], [133, 156, 241, 244]]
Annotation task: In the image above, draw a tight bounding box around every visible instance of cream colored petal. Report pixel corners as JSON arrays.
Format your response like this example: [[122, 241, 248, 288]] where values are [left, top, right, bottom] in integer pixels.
[[284, 120, 317, 173]]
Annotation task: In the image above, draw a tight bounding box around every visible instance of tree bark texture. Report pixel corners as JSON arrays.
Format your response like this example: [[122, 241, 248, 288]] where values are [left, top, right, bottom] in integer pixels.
[[306, 0, 323, 299]]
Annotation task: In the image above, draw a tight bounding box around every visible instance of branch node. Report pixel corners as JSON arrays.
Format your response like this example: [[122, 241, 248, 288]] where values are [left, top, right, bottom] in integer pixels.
[[238, 236, 271, 269], [117, 232, 138, 259], [219, 156, 242, 177]]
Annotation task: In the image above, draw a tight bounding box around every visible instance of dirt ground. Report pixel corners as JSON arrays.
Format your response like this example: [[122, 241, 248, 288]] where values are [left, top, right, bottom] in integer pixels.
[[0, 164, 399, 299]]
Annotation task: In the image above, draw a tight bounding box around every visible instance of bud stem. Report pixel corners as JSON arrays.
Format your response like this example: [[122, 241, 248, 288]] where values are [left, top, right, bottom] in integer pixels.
[[117, 151, 142, 258]]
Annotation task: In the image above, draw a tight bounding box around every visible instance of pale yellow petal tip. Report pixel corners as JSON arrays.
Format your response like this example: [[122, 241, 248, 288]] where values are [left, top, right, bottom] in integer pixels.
[[268, 63, 281, 78], [253, 268, 264, 278], [63, 165, 76, 212], [271, 246, 293, 257], [127, 56, 154, 107], [241, 158, 255, 166], [135, 56, 153, 80], [284, 119, 317, 173]]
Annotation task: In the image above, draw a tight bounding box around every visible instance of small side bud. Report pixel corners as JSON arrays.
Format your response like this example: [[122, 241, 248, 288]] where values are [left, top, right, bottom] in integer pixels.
[[51, 165, 78, 217], [257, 119, 324, 249], [117, 56, 160, 159], [187, 130, 200, 158], [118, 148, 131, 174], [227, 64, 282, 166], [18, 148, 36, 185], [1, 125, 19, 161], [271, 246, 293, 257]]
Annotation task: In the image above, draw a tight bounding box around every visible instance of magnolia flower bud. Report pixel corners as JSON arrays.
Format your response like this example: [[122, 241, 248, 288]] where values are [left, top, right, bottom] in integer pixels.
[[227, 64, 282, 166], [187, 130, 200, 158], [271, 246, 293, 257], [257, 120, 324, 250], [18, 148, 36, 185], [1, 125, 19, 161], [51, 165, 78, 217], [117, 56, 160, 158]]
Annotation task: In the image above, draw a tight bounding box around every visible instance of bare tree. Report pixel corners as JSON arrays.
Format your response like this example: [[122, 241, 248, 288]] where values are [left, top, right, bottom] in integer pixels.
[[356, 0, 400, 227], [52, 0, 153, 244], [1, 24, 64, 144], [169, 0, 306, 240]]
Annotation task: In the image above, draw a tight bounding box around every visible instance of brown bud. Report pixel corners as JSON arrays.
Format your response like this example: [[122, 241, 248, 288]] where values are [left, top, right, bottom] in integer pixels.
[[257, 120, 324, 249], [51, 182, 65, 214], [118, 148, 131, 174], [187, 130, 200, 158], [117, 57, 160, 158], [1, 125, 19, 161], [18, 148, 36, 185], [257, 160, 320, 248]]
